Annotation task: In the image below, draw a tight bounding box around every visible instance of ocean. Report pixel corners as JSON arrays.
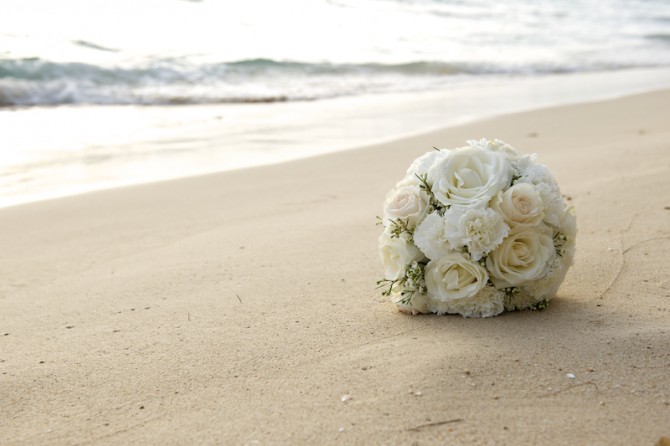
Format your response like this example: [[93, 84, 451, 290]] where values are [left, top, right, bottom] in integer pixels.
[[2, 0, 670, 206]]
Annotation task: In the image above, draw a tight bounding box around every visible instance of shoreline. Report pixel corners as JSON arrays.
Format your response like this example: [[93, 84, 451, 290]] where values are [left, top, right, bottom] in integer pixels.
[[2, 66, 670, 209], [2, 89, 670, 444]]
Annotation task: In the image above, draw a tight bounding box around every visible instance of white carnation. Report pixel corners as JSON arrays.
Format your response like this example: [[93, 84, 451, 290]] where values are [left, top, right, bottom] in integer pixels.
[[503, 288, 539, 311], [413, 212, 454, 260], [543, 194, 566, 228], [467, 138, 521, 161], [429, 286, 505, 318], [561, 205, 577, 247], [425, 253, 488, 301], [397, 150, 450, 187], [443, 205, 509, 261], [516, 155, 556, 186], [383, 185, 430, 229], [516, 155, 563, 227], [378, 229, 423, 281], [429, 146, 512, 208]]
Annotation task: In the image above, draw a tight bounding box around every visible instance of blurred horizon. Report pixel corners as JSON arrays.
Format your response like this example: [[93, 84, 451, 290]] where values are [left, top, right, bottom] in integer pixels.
[[2, 0, 670, 106]]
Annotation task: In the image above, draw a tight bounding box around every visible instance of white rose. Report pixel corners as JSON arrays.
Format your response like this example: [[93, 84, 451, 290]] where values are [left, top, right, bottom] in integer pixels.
[[486, 224, 556, 288], [429, 286, 505, 318], [425, 252, 488, 301], [490, 183, 544, 227], [429, 146, 512, 207], [378, 229, 423, 281], [413, 212, 454, 260], [383, 185, 430, 229], [443, 205, 509, 261]]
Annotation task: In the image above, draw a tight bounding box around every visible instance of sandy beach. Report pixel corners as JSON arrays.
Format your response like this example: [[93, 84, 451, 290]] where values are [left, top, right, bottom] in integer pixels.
[[1, 90, 669, 445]]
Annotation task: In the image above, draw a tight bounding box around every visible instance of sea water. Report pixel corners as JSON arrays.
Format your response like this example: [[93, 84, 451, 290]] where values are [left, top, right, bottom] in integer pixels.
[[1, 0, 670, 206]]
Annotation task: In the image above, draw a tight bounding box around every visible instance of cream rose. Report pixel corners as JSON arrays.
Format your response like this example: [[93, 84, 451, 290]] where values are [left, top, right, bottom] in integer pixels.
[[515, 155, 563, 226], [428, 146, 512, 207], [425, 252, 488, 301], [490, 183, 544, 227], [486, 225, 556, 288], [378, 230, 423, 281], [383, 185, 430, 229]]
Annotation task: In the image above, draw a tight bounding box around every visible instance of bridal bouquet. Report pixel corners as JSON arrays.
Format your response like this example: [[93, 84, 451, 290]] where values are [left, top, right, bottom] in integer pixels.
[[378, 139, 576, 317]]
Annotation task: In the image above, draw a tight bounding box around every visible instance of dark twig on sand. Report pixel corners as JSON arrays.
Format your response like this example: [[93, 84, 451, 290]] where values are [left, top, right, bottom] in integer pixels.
[[406, 418, 464, 432]]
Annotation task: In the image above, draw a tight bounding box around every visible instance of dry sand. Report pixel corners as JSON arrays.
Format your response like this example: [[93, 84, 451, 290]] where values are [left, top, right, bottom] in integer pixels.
[[1, 90, 669, 445]]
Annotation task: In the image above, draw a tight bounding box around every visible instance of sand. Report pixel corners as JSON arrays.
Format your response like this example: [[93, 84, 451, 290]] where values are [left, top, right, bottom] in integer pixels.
[[1, 90, 669, 445]]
